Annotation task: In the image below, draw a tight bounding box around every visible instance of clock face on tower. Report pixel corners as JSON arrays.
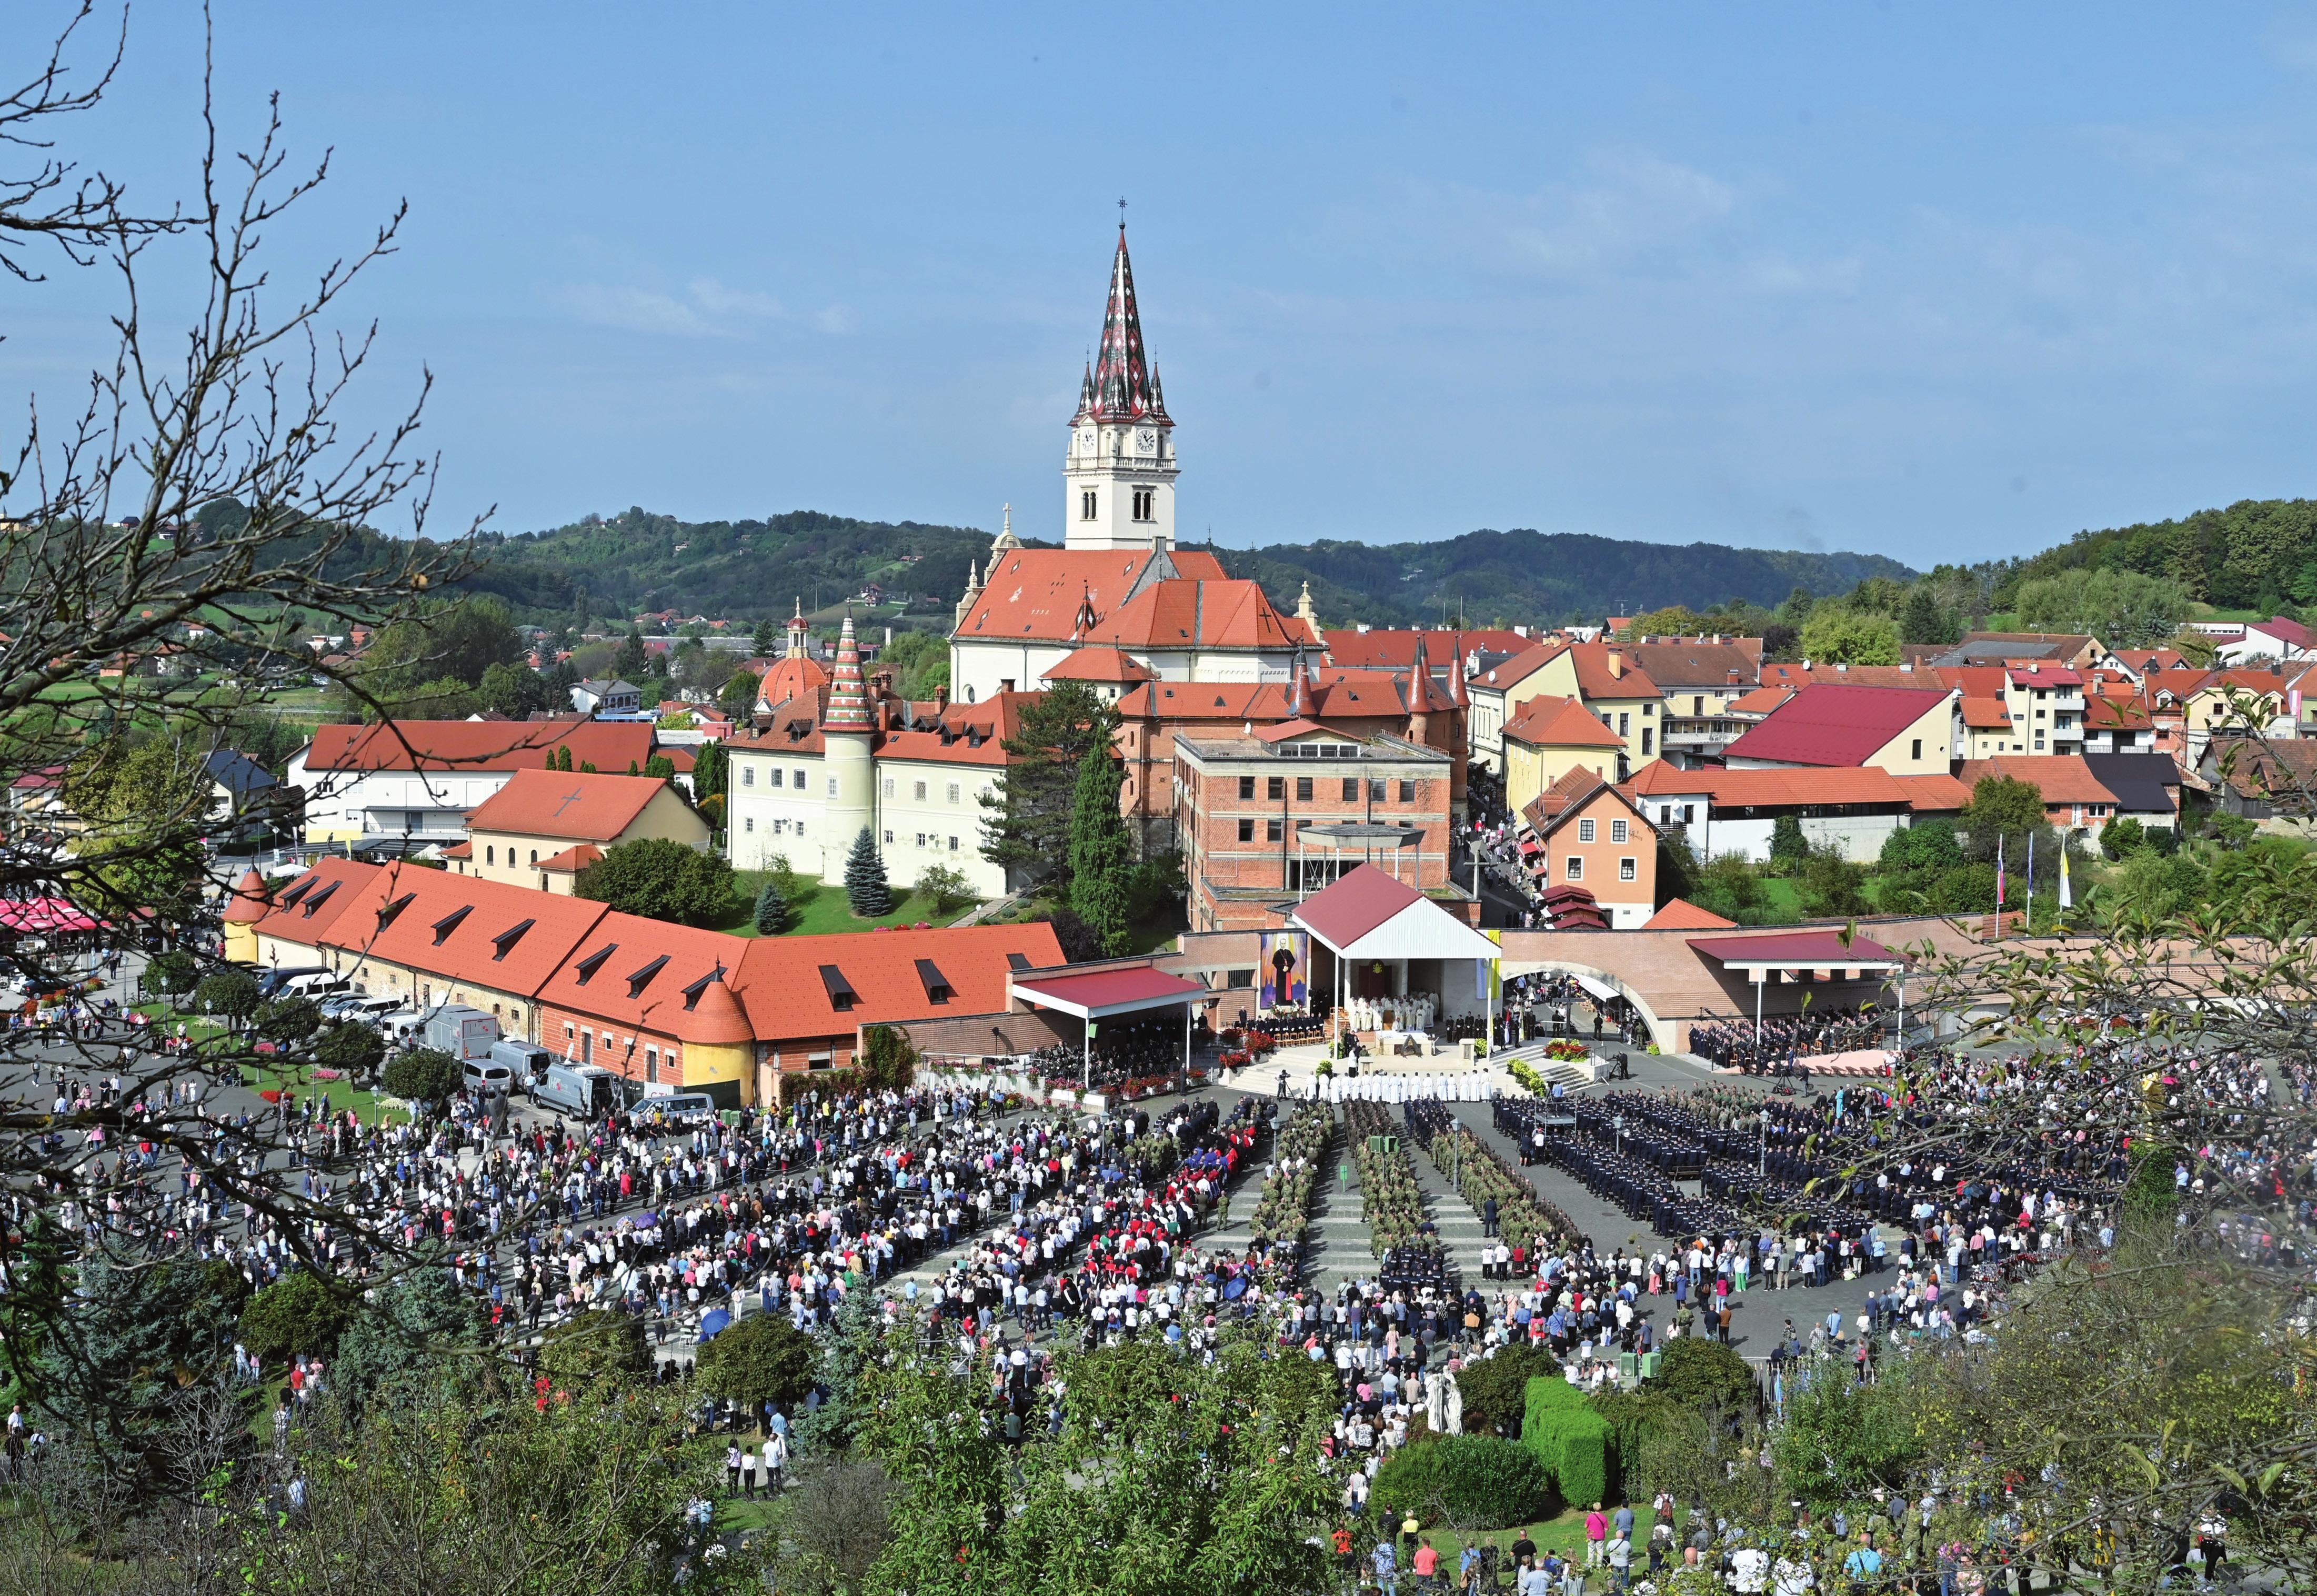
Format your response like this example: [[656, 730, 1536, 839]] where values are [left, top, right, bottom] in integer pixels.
[[1135, 427, 1157, 456]]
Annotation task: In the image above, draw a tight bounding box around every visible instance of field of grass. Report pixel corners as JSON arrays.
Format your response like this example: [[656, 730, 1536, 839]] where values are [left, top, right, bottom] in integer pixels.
[[713, 868, 972, 938]]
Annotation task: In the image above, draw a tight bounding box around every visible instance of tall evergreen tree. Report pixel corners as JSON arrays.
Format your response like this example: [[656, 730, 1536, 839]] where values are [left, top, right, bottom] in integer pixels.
[[845, 826, 892, 916], [615, 625, 647, 681], [979, 680, 1120, 896], [751, 617, 778, 657], [1067, 739, 1134, 957], [751, 878, 788, 935]]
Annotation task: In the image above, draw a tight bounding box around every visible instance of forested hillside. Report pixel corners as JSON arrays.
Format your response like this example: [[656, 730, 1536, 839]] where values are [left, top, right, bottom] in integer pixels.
[[1995, 498, 2317, 614], [435, 508, 1914, 629]]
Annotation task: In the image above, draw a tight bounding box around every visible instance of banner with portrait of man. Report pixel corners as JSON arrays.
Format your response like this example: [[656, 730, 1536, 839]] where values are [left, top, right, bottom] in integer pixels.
[[1258, 929, 1309, 1011]]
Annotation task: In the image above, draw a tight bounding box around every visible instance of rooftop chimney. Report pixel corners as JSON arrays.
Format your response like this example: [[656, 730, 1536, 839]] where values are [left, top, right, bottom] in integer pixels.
[[1606, 651, 1624, 679], [934, 686, 949, 711]]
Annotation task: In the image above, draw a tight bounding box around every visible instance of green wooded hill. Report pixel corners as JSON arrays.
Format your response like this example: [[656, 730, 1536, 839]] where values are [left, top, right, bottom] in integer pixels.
[[1993, 498, 2317, 615], [439, 507, 1914, 629], [1210, 529, 1913, 628]]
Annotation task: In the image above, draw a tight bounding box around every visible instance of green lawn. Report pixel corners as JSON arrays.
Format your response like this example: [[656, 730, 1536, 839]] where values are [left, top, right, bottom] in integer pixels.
[[1373, 1503, 1662, 1577], [714, 869, 974, 938]]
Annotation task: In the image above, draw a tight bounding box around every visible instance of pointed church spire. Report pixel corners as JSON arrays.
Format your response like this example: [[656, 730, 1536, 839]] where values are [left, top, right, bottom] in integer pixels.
[[954, 561, 982, 630], [1407, 631, 1432, 709], [786, 598, 807, 660], [1292, 651, 1319, 719], [1295, 580, 1319, 633], [1089, 225, 1167, 424], [1447, 645, 1467, 708], [992, 502, 1020, 555], [825, 613, 870, 731]]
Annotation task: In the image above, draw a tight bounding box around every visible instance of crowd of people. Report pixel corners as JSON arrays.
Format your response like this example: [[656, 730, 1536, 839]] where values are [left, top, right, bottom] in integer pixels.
[[1688, 1007, 1888, 1075]]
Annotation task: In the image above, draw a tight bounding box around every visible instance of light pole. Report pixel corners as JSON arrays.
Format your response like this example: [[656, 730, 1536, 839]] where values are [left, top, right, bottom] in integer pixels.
[[1759, 1109, 1771, 1178]]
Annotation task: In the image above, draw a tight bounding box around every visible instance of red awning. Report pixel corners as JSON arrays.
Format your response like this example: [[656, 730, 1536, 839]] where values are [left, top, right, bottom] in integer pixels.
[[1686, 930, 1902, 968]]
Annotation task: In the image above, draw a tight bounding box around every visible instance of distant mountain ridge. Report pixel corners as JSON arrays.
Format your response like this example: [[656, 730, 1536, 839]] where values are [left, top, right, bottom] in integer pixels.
[[448, 507, 1916, 631]]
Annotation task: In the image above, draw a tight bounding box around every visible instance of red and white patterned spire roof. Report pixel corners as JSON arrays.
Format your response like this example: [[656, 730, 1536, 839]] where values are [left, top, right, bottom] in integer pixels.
[[824, 613, 870, 731], [1081, 226, 1170, 426]]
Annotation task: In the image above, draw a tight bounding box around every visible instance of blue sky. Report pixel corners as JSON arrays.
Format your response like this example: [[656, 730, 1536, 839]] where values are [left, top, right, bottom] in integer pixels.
[[8, 4, 2317, 565]]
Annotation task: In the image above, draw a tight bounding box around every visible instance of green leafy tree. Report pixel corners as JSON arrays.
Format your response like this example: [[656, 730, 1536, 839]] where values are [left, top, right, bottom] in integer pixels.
[[1797, 844, 1871, 917], [615, 625, 647, 681], [359, 594, 522, 692], [315, 1017, 385, 1078], [2013, 565, 2191, 647], [1797, 604, 1901, 665], [751, 878, 789, 934], [65, 737, 213, 919], [2099, 815, 2147, 859], [642, 752, 676, 781], [238, 1268, 354, 1367], [477, 659, 549, 718], [328, 1254, 484, 1414], [1370, 1434, 1554, 1532], [254, 993, 322, 1045], [695, 1311, 816, 1411], [1454, 1343, 1560, 1439], [845, 826, 892, 916], [383, 1046, 462, 1106], [1649, 1337, 1758, 1414], [858, 1023, 917, 1091], [1958, 773, 2055, 867], [980, 680, 1120, 895], [915, 862, 974, 914], [1768, 814, 1810, 869], [142, 948, 197, 997], [691, 738, 728, 802], [860, 1331, 1341, 1593], [37, 1253, 245, 1478], [719, 668, 761, 717], [572, 835, 736, 926], [1067, 739, 1134, 956], [1898, 583, 1960, 646], [193, 967, 260, 1025], [1624, 605, 1704, 639], [536, 1312, 649, 1387]]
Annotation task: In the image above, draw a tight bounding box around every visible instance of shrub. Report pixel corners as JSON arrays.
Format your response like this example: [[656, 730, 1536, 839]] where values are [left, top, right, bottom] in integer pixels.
[[238, 1269, 353, 1366], [1456, 1343, 1560, 1439], [536, 1311, 649, 1387], [695, 1310, 816, 1410], [1523, 1375, 1617, 1508], [255, 993, 321, 1044], [1650, 1336, 1758, 1414], [144, 949, 198, 996], [2099, 816, 2145, 859], [382, 1046, 462, 1106], [1371, 1434, 1554, 1531]]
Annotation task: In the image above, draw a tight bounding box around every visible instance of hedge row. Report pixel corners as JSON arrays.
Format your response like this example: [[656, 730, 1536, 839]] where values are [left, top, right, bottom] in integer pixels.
[[1370, 1433, 1555, 1532], [1522, 1375, 1617, 1509]]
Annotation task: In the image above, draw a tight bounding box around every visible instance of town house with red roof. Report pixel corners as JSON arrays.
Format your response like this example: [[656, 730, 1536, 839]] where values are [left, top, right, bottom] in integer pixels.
[[446, 768, 709, 894], [1723, 682, 1961, 776], [286, 719, 660, 846]]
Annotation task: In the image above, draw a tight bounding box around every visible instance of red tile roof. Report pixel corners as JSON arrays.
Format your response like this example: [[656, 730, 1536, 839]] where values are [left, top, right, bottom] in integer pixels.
[[1322, 628, 1536, 670], [1723, 684, 1952, 767], [1502, 694, 1624, 750], [1760, 663, 1935, 691], [955, 548, 1226, 643], [1641, 897, 1736, 930], [539, 844, 603, 874], [1084, 578, 1306, 652], [728, 922, 1066, 1042], [1012, 963, 1207, 1012], [872, 692, 1032, 768], [1955, 756, 2123, 807], [465, 768, 677, 844], [1890, 773, 1975, 812], [302, 719, 655, 775], [1959, 698, 2012, 730], [1041, 646, 1155, 684], [1624, 760, 1914, 807]]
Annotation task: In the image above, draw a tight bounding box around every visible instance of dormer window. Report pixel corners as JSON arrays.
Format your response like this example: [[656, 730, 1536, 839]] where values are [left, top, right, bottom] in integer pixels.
[[914, 958, 954, 1005], [300, 881, 340, 918], [490, 919, 535, 961], [574, 943, 617, 985], [375, 891, 417, 930], [429, 904, 473, 945], [818, 965, 859, 1011], [625, 955, 668, 998]]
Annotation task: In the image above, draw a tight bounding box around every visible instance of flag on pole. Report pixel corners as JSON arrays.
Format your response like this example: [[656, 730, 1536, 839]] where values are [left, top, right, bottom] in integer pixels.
[[1997, 834, 2007, 912], [2059, 837, 2073, 909], [2027, 830, 2035, 907]]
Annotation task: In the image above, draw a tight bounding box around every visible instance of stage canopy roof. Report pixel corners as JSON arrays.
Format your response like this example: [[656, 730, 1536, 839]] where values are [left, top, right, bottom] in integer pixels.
[[1011, 963, 1208, 1020], [1289, 865, 1500, 962], [1686, 930, 1904, 977]]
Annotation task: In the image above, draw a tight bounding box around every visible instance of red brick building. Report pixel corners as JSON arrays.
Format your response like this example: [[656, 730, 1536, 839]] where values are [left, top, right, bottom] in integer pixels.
[[1171, 718, 1465, 933]]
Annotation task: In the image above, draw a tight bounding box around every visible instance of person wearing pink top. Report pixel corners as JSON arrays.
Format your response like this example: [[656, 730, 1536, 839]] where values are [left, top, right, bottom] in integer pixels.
[[1586, 1504, 1609, 1566]]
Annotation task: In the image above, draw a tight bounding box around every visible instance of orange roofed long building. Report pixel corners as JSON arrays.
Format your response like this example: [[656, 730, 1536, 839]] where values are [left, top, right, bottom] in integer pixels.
[[227, 856, 1065, 1107], [447, 768, 709, 895]]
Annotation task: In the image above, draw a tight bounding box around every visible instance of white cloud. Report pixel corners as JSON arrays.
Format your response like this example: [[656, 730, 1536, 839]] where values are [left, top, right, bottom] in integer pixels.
[[814, 304, 855, 335], [554, 276, 788, 338]]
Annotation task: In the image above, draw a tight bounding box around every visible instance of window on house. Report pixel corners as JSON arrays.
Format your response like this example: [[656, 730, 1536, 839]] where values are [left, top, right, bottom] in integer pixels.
[[1680, 804, 1695, 824], [795, 769, 807, 788], [1566, 856, 1583, 880], [1369, 778, 1386, 801], [827, 777, 836, 795], [745, 817, 755, 833], [1399, 780, 1414, 802], [1238, 776, 1256, 799], [528, 849, 538, 866], [485, 845, 495, 865], [1237, 818, 1254, 842], [1641, 702, 1653, 716], [882, 829, 894, 844], [1911, 738, 1923, 760], [1693, 696, 1704, 716], [1578, 818, 1596, 842], [1296, 777, 1313, 801], [947, 783, 959, 803], [1267, 776, 1285, 800], [1341, 777, 1359, 801], [1618, 713, 1630, 735], [909, 781, 923, 800], [744, 766, 757, 786], [645, 1048, 658, 1084], [1266, 819, 1283, 841], [883, 778, 895, 797], [1132, 487, 1154, 520], [1611, 818, 1628, 843], [1641, 729, 1653, 756], [1620, 857, 1637, 880], [1081, 489, 1097, 520]]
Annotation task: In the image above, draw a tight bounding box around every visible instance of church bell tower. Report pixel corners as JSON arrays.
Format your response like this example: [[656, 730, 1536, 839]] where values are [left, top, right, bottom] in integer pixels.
[[1064, 223, 1178, 551]]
